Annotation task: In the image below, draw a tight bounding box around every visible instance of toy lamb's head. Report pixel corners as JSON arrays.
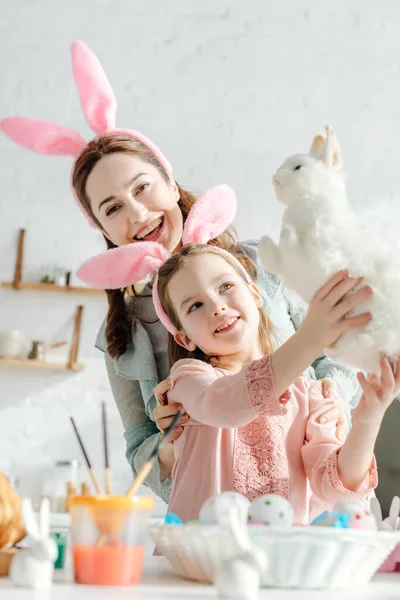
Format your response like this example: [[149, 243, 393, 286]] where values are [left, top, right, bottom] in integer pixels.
[[273, 125, 346, 207]]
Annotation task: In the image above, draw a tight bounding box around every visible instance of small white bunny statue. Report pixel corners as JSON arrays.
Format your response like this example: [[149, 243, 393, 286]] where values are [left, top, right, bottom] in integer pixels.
[[370, 496, 400, 572], [259, 125, 400, 372], [213, 501, 267, 600], [370, 496, 400, 532], [10, 497, 58, 590]]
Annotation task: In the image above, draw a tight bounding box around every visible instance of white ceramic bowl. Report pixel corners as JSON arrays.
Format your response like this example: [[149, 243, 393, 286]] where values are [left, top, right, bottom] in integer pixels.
[[149, 523, 400, 589]]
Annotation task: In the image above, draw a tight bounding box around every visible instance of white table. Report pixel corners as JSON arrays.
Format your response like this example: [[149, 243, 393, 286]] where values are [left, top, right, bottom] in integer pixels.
[[0, 558, 399, 599]]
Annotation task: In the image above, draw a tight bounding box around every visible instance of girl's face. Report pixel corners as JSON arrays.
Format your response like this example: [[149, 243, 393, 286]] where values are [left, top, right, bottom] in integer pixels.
[[86, 152, 183, 251], [168, 253, 263, 362]]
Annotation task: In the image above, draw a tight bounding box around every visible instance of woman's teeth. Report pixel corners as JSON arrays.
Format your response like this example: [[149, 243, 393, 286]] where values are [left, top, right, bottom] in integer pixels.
[[135, 217, 163, 240], [215, 316, 239, 333]]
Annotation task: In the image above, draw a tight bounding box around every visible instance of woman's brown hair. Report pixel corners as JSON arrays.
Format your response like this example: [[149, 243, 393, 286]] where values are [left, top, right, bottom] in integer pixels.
[[157, 244, 273, 367], [72, 133, 243, 359]]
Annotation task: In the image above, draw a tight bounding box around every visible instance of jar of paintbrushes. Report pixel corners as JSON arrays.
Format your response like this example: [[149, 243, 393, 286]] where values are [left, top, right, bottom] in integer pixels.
[[69, 495, 154, 585], [68, 403, 183, 586]]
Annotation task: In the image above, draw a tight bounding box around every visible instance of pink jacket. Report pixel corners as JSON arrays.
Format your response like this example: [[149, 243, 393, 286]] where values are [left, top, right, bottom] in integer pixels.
[[167, 354, 377, 524]]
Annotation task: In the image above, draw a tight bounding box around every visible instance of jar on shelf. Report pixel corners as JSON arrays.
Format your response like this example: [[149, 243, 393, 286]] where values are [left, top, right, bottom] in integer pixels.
[[42, 460, 80, 513]]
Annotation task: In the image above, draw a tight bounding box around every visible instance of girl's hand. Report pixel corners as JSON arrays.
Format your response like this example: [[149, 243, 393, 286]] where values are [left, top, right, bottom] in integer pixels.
[[318, 378, 348, 441], [353, 356, 400, 426], [300, 271, 373, 354], [153, 378, 189, 443]]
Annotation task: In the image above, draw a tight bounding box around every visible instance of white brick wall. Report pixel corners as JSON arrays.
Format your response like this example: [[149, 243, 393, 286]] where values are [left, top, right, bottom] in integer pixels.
[[1, 0, 400, 513]]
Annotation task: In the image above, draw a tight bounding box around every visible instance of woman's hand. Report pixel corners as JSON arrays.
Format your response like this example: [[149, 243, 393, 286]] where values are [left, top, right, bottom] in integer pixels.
[[318, 378, 347, 441], [153, 377, 189, 443], [153, 377, 190, 481], [300, 271, 373, 354]]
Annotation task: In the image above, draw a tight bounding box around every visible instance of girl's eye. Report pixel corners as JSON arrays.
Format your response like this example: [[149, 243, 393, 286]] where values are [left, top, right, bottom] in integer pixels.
[[136, 183, 149, 195], [219, 282, 233, 292], [106, 205, 121, 217], [188, 302, 203, 314]]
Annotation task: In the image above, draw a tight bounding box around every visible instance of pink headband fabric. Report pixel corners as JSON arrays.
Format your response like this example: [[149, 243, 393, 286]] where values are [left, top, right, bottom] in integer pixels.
[[76, 185, 251, 334], [0, 42, 172, 229]]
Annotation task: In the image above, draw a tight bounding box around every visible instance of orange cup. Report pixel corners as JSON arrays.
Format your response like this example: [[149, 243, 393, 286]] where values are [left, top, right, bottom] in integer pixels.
[[69, 495, 154, 585]]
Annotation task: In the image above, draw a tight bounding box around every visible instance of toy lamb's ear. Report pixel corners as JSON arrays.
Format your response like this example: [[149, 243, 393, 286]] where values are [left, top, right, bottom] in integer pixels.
[[309, 134, 325, 160], [182, 185, 237, 246], [71, 41, 117, 134], [0, 117, 87, 158], [323, 125, 342, 170], [76, 242, 171, 289]]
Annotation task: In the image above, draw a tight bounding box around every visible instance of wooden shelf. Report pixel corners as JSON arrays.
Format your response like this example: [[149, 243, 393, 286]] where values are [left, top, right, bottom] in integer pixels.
[[1, 230, 93, 373], [2, 228, 104, 295], [0, 358, 84, 372], [2, 282, 104, 295]]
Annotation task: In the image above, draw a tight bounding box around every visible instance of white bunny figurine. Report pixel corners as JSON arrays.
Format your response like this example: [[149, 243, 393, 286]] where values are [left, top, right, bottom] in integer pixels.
[[259, 125, 400, 372], [213, 501, 267, 600], [10, 498, 58, 590], [370, 496, 400, 531]]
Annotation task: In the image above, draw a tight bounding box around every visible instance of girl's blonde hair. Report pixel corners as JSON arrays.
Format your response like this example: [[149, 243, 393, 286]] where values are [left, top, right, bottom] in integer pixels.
[[156, 244, 274, 366]]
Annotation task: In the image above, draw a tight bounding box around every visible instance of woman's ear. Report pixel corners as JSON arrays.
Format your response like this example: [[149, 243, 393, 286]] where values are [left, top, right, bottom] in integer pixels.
[[174, 331, 196, 352], [250, 282, 264, 308], [169, 178, 180, 202]]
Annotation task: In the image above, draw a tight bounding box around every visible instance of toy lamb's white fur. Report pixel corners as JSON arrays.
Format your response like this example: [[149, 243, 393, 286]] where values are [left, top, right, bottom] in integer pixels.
[[259, 125, 400, 372]]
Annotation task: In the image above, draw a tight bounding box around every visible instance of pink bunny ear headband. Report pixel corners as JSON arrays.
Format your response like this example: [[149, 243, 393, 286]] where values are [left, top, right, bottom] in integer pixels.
[[76, 185, 251, 335], [0, 41, 172, 229]]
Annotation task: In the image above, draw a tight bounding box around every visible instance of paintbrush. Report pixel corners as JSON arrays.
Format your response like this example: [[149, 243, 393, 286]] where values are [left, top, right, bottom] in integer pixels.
[[70, 416, 102, 494], [101, 402, 112, 495], [125, 409, 183, 498]]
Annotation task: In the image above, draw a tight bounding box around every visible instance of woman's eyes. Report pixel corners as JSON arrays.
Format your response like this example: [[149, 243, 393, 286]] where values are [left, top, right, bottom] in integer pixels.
[[136, 183, 149, 195], [106, 204, 121, 217], [105, 184, 150, 216]]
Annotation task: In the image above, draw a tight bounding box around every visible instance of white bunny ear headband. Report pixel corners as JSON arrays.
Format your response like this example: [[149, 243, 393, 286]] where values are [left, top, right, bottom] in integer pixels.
[[0, 41, 172, 228], [77, 185, 251, 335]]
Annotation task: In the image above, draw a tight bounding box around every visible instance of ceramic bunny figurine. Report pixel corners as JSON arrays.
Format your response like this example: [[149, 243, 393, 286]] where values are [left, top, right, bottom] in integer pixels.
[[213, 501, 267, 600], [259, 125, 400, 372], [370, 496, 400, 572], [370, 496, 400, 532], [10, 498, 58, 589]]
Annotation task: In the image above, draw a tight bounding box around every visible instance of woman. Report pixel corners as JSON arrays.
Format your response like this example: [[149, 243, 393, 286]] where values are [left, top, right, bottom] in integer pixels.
[[0, 41, 359, 504]]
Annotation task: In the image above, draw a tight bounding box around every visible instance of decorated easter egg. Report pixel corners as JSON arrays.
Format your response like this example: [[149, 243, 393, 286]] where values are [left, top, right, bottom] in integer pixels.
[[311, 510, 350, 528], [334, 499, 377, 530], [199, 491, 250, 526], [248, 494, 294, 527], [164, 513, 183, 525]]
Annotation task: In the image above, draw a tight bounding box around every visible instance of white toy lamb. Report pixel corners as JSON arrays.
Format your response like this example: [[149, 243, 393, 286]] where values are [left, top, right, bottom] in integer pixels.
[[10, 498, 58, 590], [259, 125, 400, 372]]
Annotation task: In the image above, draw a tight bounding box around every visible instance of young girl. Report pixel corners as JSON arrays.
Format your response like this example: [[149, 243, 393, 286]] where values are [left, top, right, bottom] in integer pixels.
[[76, 186, 392, 523], [157, 243, 399, 522]]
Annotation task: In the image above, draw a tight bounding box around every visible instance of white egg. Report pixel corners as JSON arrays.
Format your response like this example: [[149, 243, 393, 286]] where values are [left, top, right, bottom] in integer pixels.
[[248, 494, 294, 527], [334, 499, 377, 530], [199, 491, 250, 525]]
